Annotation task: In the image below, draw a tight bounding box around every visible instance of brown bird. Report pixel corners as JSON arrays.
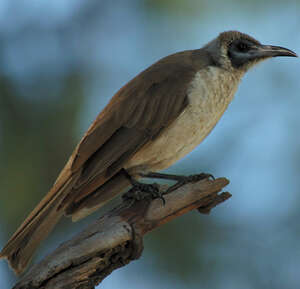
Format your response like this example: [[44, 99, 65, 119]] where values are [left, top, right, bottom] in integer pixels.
[[0, 31, 297, 275]]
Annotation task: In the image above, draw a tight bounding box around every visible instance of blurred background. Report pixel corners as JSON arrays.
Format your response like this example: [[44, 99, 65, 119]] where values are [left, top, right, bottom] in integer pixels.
[[0, 0, 299, 288]]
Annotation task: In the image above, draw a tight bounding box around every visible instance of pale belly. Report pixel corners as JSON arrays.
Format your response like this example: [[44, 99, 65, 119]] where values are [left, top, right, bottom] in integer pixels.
[[125, 66, 241, 175]]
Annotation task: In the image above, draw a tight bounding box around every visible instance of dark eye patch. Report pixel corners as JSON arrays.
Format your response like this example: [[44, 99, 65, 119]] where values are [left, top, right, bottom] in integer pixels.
[[236, 41, 250, 52], [229, 39, 252, 53], [228, 39, 256, 68]]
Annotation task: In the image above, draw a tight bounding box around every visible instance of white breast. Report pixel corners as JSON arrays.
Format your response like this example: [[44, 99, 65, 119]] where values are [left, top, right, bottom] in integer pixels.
[[125, 66, 242, 175]]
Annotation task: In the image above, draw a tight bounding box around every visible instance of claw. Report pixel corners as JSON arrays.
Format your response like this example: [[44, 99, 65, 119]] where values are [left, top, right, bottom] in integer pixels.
[[157, 193, 166, 206], [187, 173, 214, 182]]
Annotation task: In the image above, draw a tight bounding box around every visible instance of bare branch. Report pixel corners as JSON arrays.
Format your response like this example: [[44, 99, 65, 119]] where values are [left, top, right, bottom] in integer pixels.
[[13, 177, 230, 289]]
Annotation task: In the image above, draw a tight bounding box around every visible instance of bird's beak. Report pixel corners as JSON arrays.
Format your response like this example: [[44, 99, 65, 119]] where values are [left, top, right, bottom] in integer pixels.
[[256, 44, 298, 58]]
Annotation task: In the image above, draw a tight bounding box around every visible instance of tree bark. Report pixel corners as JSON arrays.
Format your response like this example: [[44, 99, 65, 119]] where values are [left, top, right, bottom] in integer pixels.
[[13, 177, 230, 289]]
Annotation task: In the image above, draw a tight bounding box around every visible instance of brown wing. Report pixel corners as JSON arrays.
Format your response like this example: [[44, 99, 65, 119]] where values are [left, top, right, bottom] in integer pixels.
[[72, 58, 197, 172], [67, 57, 197, 205]]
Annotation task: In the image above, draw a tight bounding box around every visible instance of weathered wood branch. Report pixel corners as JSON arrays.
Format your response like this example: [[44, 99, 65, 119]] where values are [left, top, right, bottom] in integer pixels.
[[13, 177, 230, 289]]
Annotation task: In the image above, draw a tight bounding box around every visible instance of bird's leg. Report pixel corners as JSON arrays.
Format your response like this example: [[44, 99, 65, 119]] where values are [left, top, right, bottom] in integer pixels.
[[139, 172, 214, 194], [121, 169, 165, 204]]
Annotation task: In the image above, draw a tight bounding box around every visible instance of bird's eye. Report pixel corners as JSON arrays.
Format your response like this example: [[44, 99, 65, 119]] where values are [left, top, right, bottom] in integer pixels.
[[236, 42, 249, 52]]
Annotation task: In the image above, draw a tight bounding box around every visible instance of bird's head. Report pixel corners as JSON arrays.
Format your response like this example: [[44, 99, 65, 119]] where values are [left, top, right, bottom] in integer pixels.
[[204, 30, 297, 73]]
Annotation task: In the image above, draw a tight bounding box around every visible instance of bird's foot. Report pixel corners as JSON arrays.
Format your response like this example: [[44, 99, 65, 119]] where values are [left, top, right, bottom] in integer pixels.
[[122, 182, 165, 205]]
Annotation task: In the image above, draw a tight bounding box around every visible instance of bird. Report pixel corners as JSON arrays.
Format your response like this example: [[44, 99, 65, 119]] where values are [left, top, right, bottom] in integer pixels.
[[0, 31, 297, 275]]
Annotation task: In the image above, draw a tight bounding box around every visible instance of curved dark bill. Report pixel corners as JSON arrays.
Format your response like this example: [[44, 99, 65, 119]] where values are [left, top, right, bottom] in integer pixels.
[[259, 45, 298, 57]]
